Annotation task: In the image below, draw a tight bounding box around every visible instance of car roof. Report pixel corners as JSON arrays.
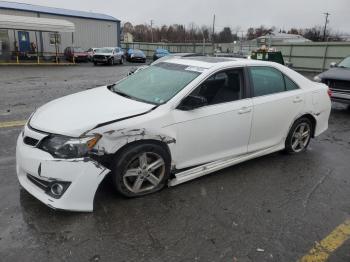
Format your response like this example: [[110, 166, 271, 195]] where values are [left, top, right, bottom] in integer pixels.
[[163, 56, 286, 69]]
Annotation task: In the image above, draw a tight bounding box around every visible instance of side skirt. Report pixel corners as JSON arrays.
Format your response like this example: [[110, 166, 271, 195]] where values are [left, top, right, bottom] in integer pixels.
[[168, 144, 284, 187]]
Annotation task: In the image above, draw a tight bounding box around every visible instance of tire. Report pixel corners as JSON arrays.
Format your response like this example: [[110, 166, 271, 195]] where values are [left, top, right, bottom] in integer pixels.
[[109, 58, 114, 66], [119, 56, 124, 65], [112, 143, 171, 197], [93, 61, 98, 66], [285, 117, 312, 154]]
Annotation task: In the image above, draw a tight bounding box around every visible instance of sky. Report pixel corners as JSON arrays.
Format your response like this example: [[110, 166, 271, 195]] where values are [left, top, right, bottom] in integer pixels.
[[11, 0, 350, 34]]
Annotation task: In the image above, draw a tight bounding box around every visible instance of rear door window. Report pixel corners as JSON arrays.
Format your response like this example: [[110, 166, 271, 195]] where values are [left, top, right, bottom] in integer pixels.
[[249, 67, 286, 97]]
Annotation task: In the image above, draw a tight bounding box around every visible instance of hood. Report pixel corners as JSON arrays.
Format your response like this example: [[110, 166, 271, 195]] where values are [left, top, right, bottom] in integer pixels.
[[132, 53, 145, 58], [94, 53, 113, 56], [30, 86, 155, 137], [319, 67, 350, 81], [74, 52, 88, 56], [156, 53, 168, 58]]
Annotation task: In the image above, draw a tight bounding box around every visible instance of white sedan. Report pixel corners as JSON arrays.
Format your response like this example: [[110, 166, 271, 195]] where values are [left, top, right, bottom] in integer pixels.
[[16, 57, 331, 211]]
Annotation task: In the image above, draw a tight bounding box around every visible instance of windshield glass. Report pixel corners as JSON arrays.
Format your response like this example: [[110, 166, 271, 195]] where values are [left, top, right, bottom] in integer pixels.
[[112, 63, 201, 104], [338, 56, 350, 68], [157, 49, 169, 54], [133, 50, 144, 55], [74, 47, 84, 52], [95, 48, 114, 54]]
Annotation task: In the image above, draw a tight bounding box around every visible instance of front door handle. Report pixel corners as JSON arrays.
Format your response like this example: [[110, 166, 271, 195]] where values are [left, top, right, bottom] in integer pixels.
[[238, 107, 252, 114], [293, 96, 303, 103]]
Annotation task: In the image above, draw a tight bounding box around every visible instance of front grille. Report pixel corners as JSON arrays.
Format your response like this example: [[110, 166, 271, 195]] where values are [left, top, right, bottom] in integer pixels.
[[94, 55, 106, 59], [326, 79, 350, 93], [23, 136, 39, 146], [27, 174, 50, 191]]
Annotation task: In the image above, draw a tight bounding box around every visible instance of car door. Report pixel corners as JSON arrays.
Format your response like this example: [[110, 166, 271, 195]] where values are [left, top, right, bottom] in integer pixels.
[[247, 66, 305, 152], [171, 68, 253, 169]]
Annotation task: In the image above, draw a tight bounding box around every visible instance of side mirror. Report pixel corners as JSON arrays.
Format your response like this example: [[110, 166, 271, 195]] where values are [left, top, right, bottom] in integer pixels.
[[178, 95, 208, 111], [330, 62, 337, 68]]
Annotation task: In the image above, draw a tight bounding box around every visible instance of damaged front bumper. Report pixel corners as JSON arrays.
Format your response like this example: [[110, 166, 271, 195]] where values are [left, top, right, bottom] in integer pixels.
[[16, 132, 110, 212]]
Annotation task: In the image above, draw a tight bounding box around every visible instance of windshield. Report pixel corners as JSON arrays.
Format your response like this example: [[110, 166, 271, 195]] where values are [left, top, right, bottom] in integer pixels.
[[112, 63, 201, 104], [157, 49, 169, 54], [134, 50, 144, 55], [74, 47, 84, 52], [338, 56, 350, 68], [95, 48, 114, 54]]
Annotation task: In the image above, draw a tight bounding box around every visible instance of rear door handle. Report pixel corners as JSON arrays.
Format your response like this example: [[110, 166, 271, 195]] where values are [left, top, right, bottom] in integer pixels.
[[293, 96, 303, 103], [238, 107, 252, 114]]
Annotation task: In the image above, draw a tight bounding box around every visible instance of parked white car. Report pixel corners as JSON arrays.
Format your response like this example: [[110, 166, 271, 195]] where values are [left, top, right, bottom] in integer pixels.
[[16, 57, 331, 211], [93, 47, 124, 65]]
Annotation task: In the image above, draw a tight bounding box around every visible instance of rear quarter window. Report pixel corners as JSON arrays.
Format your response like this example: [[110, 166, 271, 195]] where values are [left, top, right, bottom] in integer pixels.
[[284, 75, 299, 91]]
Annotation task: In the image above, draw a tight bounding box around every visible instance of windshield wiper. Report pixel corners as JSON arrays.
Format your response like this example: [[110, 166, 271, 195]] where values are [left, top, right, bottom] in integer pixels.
[[107, 84, 159, 105], [113, 89, 133, 99]]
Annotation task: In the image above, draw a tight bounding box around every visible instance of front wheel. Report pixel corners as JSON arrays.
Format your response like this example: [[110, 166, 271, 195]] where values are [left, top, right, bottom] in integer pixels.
[[112, 143, 171, 197], [285, 117, 312, 154]]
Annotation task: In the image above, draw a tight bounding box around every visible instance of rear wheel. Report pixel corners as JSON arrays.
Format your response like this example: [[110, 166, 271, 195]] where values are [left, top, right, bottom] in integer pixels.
[[112, 143, 171, 197], [285, 117, 312, 154]]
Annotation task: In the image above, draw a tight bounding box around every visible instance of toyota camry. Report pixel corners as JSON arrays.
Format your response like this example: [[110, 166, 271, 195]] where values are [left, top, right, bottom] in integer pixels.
[[16, 57, 331, 211]]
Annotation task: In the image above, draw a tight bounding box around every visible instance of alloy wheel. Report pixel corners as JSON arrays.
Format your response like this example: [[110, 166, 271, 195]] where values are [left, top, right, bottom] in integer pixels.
[[122, 152, 165, 194], [291, 122, 311, 153]]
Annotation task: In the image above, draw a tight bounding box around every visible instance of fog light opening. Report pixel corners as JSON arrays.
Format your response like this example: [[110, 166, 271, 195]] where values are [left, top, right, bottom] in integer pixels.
[[51, 183, 64, 196]]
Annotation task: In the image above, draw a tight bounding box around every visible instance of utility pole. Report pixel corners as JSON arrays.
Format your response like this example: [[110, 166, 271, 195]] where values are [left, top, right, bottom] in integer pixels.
[[239, 30, 244, 54], [150, 19, 154, 43], [323, 12, 330, 41], [212, 14, 215, 53]]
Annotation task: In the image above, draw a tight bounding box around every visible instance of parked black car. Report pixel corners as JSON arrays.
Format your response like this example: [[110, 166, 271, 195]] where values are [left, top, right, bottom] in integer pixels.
[[126, 49, 146, 63], [314, 56, 350, 104]]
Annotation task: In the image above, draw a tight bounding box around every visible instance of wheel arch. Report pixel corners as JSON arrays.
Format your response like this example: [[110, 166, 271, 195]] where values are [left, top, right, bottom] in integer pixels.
[[286, 113, 317, 140], [113, 139, 172, 162], [297, 113, 317, 137]]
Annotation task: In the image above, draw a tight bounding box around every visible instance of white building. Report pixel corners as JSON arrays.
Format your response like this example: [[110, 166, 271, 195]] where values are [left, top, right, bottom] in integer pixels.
[[0, 1, 120, 57], [256, 32, 311, 45]]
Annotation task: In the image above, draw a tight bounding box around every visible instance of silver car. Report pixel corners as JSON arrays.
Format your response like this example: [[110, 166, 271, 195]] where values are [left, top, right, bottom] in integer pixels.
[[93, 47, 124, 66]]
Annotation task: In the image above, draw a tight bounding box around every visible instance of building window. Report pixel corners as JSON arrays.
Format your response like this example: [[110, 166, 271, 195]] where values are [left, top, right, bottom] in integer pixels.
[[49, 33, 61, 45]]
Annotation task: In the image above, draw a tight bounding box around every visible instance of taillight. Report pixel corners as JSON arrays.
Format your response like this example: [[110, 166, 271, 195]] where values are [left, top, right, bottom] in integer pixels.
[[327, 88, 332, 97]]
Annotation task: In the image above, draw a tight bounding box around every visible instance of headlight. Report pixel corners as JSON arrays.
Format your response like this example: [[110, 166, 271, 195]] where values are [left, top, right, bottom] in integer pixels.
[[313, 75, 322, 82], [131, 54, 134, 58], [39, 134, 101, 159]]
